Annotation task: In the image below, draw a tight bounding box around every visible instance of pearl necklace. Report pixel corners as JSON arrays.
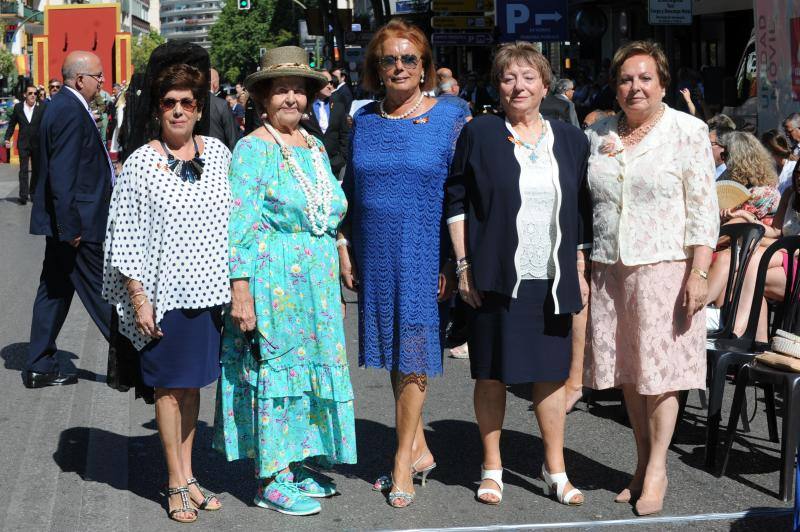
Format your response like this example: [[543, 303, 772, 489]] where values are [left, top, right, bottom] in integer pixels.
[[379, 92, 425, 120], [264, 123, 335, 236], [618, 103, 665, 147]]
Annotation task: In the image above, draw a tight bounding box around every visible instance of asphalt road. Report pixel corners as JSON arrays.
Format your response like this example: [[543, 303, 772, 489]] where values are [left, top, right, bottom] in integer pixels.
[[0, 164, 794, 531]]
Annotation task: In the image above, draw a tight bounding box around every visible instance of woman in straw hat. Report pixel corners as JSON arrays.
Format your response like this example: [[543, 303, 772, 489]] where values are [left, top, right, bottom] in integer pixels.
[[213, 46, 356, 516]]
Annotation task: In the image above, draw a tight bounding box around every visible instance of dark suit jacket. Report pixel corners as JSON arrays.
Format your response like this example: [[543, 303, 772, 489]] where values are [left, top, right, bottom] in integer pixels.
[[302, 99, 350, 175], [4, 101, 46, 151], [446, 114, 591, 314], [208, 92, 238, 152], [540, 93, 571, 124], [31, 88, 112, 243], [331, 83, 353, 114]]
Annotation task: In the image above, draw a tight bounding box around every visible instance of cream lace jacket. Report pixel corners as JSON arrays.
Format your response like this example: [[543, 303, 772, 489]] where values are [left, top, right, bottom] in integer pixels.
[[585, 105, 719, 266]]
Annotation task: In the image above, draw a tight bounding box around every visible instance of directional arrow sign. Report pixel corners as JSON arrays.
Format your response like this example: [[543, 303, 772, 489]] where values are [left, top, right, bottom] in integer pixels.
[[495, 0, 568, 42]]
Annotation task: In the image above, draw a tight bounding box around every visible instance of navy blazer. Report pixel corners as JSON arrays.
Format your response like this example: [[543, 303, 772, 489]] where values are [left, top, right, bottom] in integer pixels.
[[446, 114, 591, 314], [30, 88, 112, 243]]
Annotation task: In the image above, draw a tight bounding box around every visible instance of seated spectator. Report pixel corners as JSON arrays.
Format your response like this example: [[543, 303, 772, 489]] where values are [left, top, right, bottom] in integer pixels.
[[581, 109, 613, 129], [709, 124, 734, 180], [761, 128, 798, 193], [706, 131, 781, 338]]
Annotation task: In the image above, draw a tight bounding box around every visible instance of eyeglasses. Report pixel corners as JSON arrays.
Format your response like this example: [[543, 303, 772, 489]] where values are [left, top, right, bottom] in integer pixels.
[[378, 54, 420, 70], [79, 72, 104, 83], [25, 91, 36, 96], [49, 84, 61, 90], [710, 141, 722, 147], [159, 97, 198, 113]]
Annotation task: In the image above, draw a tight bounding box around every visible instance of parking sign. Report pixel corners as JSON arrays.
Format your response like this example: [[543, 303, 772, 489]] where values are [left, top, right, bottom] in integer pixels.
[[495, 0, 568, 42]]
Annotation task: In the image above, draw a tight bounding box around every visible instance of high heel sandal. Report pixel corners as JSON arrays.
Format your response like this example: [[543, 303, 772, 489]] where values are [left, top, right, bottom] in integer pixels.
[[387, 474, 415, 508], [475, 467, 503, 505], [165, 486, 198, 523], [541, 465, 583, 506], [373, 453, 437, 491], [411, 453, 437, 486], [187, 477, 221, 511]]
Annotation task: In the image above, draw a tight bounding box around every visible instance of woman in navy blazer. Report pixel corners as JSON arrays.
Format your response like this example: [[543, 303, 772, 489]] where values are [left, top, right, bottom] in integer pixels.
[[446, 42, 591, 507]]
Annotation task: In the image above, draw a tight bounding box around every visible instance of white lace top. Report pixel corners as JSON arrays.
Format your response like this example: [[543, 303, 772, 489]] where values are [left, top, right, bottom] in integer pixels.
[[102, 137, 232, 350], [507, 121, 558, 280], [585, 105, 719, 266]]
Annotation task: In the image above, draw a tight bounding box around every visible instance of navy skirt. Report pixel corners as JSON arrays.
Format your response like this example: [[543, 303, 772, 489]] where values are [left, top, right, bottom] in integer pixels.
[[139, 307, 223, 388], [467, 280, 572, 384]]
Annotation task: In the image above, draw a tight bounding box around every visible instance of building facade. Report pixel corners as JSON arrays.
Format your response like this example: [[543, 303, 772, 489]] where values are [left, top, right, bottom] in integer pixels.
[[159, 0, 221, 49]]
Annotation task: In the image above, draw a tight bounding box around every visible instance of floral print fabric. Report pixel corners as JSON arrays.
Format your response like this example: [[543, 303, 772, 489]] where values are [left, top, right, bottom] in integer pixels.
[[213, 136, 357, 479]]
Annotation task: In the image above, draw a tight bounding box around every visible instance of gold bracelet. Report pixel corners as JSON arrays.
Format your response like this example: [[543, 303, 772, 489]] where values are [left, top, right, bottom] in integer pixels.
[[134, 299, 147, 312], [691, 267, 708, 279]]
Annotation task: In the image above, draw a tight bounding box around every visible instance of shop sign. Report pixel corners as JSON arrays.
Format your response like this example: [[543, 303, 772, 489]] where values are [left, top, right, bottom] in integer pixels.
[[648, 0, 692, 26]]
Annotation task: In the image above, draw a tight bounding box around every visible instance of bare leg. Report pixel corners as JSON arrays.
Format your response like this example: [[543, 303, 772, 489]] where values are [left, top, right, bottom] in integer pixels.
[[390, 374, 433, 471], [706, 248, 730, 307], [619, 384, 650, 501], [566, 307, 588, 413], [635, 392, 679, 514], [474, 379, 505, 503], [533, 381, 583, 504], [155, 388, 195, 521], [178, 388, 220, 510], [733, 251, 783, 339], [389, 371, 428, 507]]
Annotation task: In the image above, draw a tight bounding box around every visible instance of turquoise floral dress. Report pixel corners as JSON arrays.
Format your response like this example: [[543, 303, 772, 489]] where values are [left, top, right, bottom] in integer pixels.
[[213, 135, 357, 480]]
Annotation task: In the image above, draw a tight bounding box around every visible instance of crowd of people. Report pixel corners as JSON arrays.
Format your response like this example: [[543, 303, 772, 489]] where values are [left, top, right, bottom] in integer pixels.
[[10, 15, 800, 526]]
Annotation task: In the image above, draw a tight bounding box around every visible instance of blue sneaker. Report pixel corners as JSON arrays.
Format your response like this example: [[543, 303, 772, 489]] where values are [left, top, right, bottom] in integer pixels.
[[254, 472, 321, 516], [292, 465, 337, 498]]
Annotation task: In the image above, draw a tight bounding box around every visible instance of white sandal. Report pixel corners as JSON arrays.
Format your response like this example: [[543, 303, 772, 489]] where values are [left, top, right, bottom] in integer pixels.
[[476, 466, 503, 505], [541, 465, 583, 506]]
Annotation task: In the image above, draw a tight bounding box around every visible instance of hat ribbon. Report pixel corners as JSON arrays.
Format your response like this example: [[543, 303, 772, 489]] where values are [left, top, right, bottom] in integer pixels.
[[262, 62, 314, 72]]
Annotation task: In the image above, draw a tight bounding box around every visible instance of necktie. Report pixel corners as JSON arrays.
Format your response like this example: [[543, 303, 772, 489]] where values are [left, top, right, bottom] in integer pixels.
[[316, 100, 329, 134]]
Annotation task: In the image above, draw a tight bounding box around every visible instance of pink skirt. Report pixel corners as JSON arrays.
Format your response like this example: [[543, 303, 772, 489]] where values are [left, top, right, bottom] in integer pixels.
[[584, 260, 707, 395]]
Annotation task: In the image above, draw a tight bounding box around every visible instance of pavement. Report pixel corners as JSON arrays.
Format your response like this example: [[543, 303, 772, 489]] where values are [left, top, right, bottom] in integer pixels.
[[0, 162, 795, 531]]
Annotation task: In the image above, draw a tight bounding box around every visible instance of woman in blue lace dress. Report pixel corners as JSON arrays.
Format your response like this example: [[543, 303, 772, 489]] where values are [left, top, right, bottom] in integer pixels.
[[338, 20, 465, 508], [213, 47, 357, 517]]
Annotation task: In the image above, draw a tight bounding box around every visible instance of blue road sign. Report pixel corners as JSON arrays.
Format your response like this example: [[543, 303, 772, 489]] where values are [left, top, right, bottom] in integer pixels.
[[495, 0, 568, 42]]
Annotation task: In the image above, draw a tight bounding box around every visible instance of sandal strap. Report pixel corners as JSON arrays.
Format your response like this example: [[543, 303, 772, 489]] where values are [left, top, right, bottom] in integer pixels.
[[480, 467, 504, 491], [561, 487, 582, 504], [166, 486, 198, 518], [186, 477, 217, 509]]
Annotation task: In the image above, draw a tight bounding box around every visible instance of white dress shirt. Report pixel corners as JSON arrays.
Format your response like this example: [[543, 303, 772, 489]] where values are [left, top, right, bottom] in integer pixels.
[[23, 102, 35, 123], [715, 162, 727, 179], [585, 105, 720, 266]]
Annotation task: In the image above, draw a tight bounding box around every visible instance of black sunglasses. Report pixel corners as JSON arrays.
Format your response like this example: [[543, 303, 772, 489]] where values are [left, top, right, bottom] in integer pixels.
[[49, 84, 61, 90], [378, 54, 420, 69], [160, 97, 198, 113]]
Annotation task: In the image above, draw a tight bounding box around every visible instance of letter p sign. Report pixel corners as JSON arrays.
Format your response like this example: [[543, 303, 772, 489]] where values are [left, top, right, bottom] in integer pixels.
[[505, 3, 529, 33]]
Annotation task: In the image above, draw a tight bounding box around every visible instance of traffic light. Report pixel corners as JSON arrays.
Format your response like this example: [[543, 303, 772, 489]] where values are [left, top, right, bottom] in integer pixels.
[[308, 52, 317, 68], [238, 0, 251, 10]]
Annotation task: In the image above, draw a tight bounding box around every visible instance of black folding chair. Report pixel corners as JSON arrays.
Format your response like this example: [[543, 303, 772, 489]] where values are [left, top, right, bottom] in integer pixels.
[[718, 236, 800, 500], [699, 223, 767, 469]]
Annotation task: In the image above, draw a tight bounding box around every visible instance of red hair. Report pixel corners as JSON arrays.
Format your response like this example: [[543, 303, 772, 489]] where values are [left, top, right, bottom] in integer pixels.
[[362, 18, 436, 93]]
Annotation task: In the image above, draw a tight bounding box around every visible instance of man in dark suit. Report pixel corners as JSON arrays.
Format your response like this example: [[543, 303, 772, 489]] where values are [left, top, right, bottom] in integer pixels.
[[5, 85, 46, 204], [540, 91, 572, 124], [302, 70, 350, 178], [25, 51, 114, 388], [330, 68, 353, 114], [207, 68, 238, 151]]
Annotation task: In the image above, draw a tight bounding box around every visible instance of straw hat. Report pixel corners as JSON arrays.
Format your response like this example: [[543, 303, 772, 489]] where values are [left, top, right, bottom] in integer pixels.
[[244, 46, 328, 93]]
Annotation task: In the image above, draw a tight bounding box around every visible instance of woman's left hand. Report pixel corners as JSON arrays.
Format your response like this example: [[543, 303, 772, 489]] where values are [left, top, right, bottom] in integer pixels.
[[438, 261, 457, 302], [684, 272, 708, 318]]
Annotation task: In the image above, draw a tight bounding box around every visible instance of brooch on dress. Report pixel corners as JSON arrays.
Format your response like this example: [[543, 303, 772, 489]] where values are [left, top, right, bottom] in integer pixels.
[[599, 138, 624, 158], [412, 116, 429, 124]]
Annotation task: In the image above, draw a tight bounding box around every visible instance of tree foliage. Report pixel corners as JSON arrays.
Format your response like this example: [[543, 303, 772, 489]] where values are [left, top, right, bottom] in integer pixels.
[[0, 47, 17, 86], [209, 0, 295, 83], [131, 30, 166, 73]]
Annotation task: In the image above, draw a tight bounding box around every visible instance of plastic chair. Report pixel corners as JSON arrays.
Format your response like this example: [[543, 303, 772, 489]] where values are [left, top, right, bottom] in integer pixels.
[[700, 223, 766, 468], [718, 236, 800, 500]]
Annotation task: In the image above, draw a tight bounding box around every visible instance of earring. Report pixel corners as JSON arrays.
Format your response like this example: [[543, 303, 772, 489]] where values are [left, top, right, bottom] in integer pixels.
[[420, 73, 425, 84]]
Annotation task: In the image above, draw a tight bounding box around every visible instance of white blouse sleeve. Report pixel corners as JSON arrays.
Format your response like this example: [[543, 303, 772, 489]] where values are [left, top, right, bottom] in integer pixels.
[[682, 122, 719, 249], [104, 162, 147, 289]]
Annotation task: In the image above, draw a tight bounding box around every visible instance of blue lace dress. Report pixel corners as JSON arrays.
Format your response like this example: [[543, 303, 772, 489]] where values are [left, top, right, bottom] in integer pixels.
[[344, 102, 466, 376]]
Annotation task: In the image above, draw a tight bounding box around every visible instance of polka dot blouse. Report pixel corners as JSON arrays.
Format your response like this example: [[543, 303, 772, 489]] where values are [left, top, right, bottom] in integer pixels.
[[102, 136, 232, 350]]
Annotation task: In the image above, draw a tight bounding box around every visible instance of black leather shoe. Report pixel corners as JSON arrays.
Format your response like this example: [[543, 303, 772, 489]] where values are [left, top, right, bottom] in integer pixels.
[[22, 371, 77, 389], [18, 198, 27, 205]]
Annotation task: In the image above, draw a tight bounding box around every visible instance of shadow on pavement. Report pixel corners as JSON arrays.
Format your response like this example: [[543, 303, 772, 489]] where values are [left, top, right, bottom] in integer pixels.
[[1, 342, 102, 382], [729, 507, 793, 530], [54, 420, 257, 510]]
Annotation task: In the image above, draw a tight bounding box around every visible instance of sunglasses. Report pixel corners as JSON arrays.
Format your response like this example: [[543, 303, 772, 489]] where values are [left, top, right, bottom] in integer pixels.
[[160, 97, 198, 113], [25, 91, 36, 96], [49, 84, 61, 90], [378, 54, 420, 69]]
